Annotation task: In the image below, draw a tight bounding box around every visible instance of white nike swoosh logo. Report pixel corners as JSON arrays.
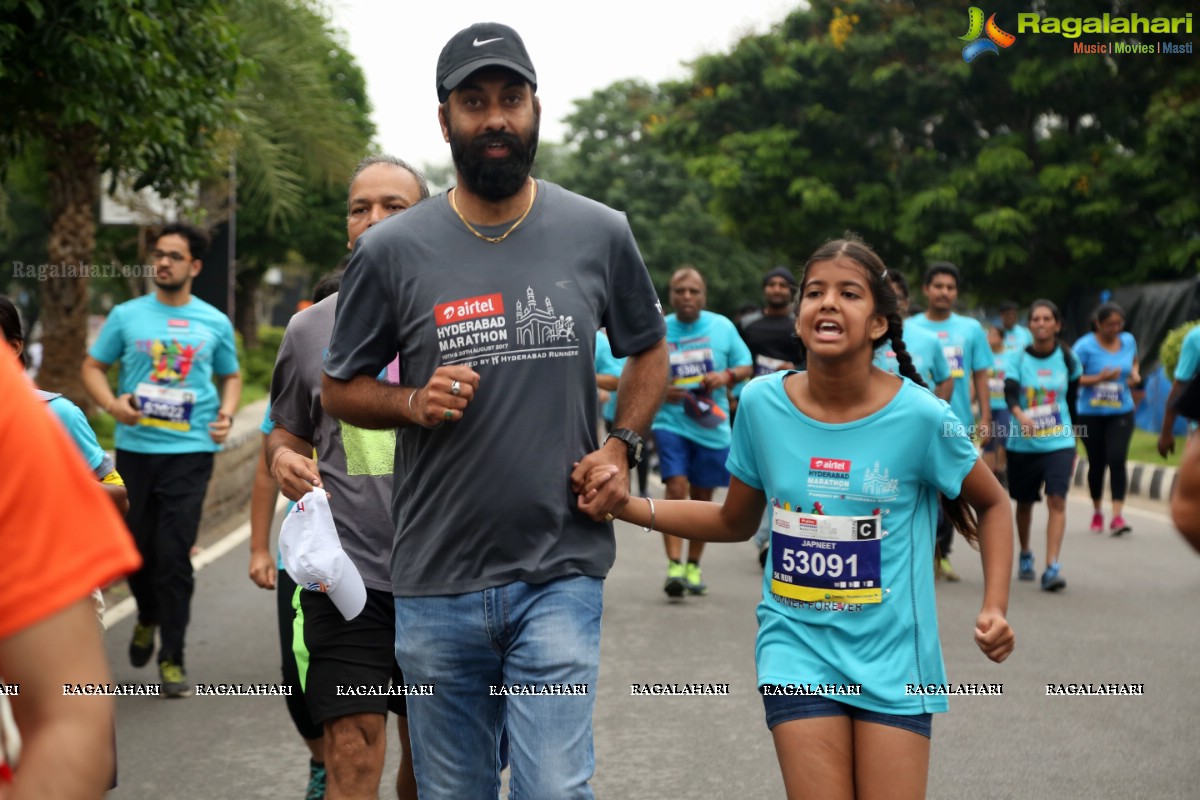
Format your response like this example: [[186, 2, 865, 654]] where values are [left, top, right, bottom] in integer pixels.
[[473, 37, 504, 46]]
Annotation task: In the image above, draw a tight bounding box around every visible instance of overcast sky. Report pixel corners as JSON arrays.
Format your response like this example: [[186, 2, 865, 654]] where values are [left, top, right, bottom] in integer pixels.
[[329, 0, 798, 172]]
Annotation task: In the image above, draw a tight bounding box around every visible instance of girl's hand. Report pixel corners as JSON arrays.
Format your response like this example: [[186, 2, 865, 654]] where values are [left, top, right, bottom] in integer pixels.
[[974, 609, 1014, 663], [574, 463, 620, 503]]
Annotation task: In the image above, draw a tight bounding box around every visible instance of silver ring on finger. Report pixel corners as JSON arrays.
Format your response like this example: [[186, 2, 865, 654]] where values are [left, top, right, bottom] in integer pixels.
[[450, 380, 461, 396]]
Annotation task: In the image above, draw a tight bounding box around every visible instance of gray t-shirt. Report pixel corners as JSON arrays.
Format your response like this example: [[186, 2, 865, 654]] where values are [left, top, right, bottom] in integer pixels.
[[325, 180, 665, 596], [271, 294, 396, 592]]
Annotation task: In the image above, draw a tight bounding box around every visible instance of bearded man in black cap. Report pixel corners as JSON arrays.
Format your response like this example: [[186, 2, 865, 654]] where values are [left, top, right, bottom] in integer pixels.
[[322, 21, 668, 798]]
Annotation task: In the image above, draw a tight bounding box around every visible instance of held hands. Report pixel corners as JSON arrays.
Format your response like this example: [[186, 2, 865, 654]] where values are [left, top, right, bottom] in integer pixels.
[[974, 609, 1014, 663], [410, 366, 480, 427], [108, 393, 142, 426], [571, 445, 629, 522]]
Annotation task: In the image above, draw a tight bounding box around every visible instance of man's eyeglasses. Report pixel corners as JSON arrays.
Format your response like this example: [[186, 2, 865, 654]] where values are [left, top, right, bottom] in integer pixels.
[[150, 250, 189, 262]]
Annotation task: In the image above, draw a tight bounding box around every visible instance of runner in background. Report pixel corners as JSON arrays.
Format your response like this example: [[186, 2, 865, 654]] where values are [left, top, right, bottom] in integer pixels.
[[872, 272, 952, 400], [1073, 302, 1139, 536], [1005, 300, 1082, 592], [248, 272, 345, 800], [983, 324, 1011, 488], [654, 266, 753, 597], [908, 263, 992, 582], [1169, 375, 1200, 552], [596, 328, 650, 497], [998, 301, 1032, 352], [738, 267, 803, 566]]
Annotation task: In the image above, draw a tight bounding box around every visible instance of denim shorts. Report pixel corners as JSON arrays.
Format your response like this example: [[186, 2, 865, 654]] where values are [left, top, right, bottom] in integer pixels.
[[653, 428, 730, 488], [762, 690, 932, 738]]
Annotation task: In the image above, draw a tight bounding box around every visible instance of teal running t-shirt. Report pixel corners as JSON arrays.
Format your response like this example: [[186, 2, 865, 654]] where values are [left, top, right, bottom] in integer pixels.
[[653, 310, 752, 450], [1006, 346, 1082, 453], [873, 322, 951, 389], [907, 312, 990, 427], [728, 373, 977, 715], [594, 330, 625, 424], [89, 294, 239, 454]]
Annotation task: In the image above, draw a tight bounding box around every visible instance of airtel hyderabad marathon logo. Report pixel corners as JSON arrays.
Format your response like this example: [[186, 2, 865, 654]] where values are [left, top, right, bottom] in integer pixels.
[[959, 7, 1016, 63]]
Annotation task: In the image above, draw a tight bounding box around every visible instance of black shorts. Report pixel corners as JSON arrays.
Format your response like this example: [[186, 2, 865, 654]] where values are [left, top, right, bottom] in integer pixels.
[[294, 586, 406, 725], [1007, 448, 1075, 503]]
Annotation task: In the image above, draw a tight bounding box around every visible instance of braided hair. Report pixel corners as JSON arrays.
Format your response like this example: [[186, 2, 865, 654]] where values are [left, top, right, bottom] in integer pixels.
[[797, 236, 979, 547], [794, 237, 927, 390]]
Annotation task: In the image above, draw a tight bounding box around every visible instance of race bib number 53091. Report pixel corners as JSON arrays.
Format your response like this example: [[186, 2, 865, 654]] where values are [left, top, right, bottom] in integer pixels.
[[770, 507, 882, 604]]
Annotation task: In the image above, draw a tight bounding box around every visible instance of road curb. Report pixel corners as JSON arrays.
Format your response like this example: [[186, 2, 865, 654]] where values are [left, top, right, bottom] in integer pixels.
[[1073, 457, 1177, 503]]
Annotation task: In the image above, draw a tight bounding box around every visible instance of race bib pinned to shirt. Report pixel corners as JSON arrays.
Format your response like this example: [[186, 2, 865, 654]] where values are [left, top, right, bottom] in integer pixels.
[[669, 348, 713, 388], [770, 507, 882, 604], [135, 382, 196, 431], [754, 354, 787, 377], [1090, 381, 1123, 409], [943, 345, 965, 379], [1027, 402, 1064, 437]]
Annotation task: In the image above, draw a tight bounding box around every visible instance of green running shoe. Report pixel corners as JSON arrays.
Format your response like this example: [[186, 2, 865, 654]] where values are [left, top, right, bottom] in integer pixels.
[[129, 622, 155, 667], [159, 659, 193, 698], [684, 562, 708, 596], [664, 561, 686, 598]]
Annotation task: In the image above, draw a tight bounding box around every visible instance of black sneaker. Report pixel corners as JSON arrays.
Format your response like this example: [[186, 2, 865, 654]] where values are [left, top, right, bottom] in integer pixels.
[[129, 622, 155, 667], [159, 659, 193, 698]]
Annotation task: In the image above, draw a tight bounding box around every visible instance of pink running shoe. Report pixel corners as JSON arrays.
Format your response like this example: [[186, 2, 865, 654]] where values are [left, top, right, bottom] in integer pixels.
[[1089, 512, 1104, 533], [1110, 515, 1131, 536]]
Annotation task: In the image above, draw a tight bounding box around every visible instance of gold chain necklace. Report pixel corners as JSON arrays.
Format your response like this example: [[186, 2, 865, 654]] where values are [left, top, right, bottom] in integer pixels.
[[449, 180, 536, 244]]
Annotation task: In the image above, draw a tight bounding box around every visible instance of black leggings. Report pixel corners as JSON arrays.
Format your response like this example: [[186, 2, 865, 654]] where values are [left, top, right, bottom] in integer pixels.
[[1077, 412, 1135, 502]]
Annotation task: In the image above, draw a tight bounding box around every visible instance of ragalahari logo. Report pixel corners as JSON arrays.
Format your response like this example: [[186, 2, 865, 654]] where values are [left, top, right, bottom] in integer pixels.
[[960, 7, 1016, 62]]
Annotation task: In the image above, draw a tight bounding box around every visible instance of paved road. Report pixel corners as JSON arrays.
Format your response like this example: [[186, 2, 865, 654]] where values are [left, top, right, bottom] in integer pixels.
[[104, 490, 1200, 798]]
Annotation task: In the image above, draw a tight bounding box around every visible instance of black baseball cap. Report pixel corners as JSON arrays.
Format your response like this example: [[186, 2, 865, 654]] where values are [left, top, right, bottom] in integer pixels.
[[437, 23, 537, 103]]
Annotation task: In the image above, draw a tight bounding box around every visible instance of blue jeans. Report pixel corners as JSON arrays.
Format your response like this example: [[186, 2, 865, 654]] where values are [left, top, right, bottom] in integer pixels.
[[394, 576, 603, 799]]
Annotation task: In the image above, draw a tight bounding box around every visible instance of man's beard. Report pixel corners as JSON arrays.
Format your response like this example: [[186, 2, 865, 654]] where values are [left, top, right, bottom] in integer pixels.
[[766, 295, 791, 310], [449, 114, 539, 202], [153, 274, 189, 293]]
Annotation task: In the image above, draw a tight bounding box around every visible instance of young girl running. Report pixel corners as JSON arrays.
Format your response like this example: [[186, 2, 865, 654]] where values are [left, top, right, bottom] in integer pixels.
[[581, 238, 1014, 799], [1005, 299, 1082, 590]]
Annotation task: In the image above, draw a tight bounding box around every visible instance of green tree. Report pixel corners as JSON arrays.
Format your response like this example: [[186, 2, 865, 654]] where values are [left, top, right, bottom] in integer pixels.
[[0, 0, 244, 407], [227, 0, 375, 346], [549, 80, 772, 314], [658, 0, 1199, 305]]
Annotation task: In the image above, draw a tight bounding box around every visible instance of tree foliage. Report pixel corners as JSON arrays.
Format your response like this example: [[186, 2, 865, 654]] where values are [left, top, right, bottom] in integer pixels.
[[546, 80, 773, 314], [0, 0, 244, 407], [647, 0, 1199, 304]]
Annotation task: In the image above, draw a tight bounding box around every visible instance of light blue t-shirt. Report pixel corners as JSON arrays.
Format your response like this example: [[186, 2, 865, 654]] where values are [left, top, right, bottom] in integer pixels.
[[594, 330, 625, 423], [1073, 332, 1137, 416], [908, 312, 991, 427], [988, 350, 1010, 411], [873, 323, 951, 389], [728, 373, 977, 715], [1174, 326, 1200, 383], [38, 392, 113, 479], [1006, 346, 1082, 454], [653, 310, 753, 450], [1002, 324, 1033, 353], [89, 294, 239, 454]]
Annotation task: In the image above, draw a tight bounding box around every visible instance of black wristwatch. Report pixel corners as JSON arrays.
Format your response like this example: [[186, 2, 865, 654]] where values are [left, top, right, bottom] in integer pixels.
[[605, 428, 644, 468]]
